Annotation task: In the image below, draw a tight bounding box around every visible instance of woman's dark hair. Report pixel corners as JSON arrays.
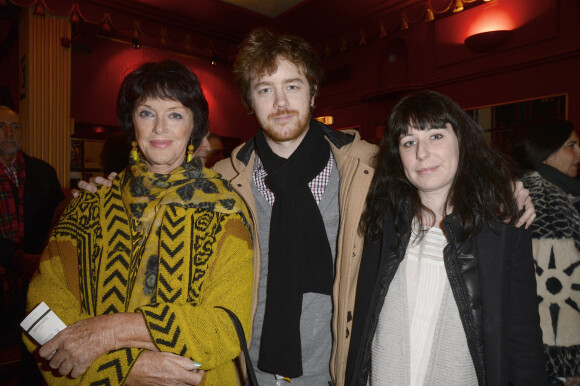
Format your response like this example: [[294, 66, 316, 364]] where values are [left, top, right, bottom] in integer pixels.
[[361, 90, 520, 243], [117, 60, 209, 149], [512, 119, 574, 176]]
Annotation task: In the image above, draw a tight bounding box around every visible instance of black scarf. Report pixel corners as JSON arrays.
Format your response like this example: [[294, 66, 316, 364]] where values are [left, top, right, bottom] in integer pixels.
[[256, 124, 334, 378], [535, 162, 580, 197]]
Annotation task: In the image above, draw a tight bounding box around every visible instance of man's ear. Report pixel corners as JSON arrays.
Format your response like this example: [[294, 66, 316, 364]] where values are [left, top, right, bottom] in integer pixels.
[[310, 87, 317, 107]]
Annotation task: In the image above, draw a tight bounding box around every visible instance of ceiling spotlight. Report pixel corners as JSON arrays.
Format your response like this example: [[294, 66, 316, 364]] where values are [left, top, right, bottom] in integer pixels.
[[101, 13, 112, 33], [211, 54, 219, 66], [424, 7, 434, 22], [34, 2, 46, 16], [379, 21, 387, 38], [452, 0, 464, 13], [132, 38, 141, 49], [400, 16, 409, 31]]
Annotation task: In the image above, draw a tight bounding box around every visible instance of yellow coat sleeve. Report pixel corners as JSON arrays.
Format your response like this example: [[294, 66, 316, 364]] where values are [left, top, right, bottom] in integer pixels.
[[23, 197, 145, 385]]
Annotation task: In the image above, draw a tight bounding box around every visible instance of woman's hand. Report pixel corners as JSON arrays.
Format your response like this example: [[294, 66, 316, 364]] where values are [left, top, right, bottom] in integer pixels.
[[37, 312, 155, 378], [126, 351, 204, 386], [38, 314, 116, 378], [71, 172, 117, 197]]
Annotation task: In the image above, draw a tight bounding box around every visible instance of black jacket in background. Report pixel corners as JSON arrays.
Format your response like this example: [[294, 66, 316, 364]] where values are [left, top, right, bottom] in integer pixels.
[[346, 212, 546, 385], [0, 152, 64, 264]]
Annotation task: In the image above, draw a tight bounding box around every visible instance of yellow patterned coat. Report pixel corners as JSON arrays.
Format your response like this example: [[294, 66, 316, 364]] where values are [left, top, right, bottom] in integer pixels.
[[24, 164, 253, 385]]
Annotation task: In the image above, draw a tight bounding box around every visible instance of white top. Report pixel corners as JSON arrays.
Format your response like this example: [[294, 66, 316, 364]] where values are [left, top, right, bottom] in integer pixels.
[[406, 223, 448, 385]]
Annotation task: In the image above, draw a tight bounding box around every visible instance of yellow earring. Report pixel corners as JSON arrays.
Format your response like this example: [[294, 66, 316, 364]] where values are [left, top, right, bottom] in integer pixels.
[[186, 143, 195, 163], [130, 141, 139, 161]]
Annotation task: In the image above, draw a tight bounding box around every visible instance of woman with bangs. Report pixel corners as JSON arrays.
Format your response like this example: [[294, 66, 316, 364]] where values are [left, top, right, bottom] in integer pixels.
[[346, 91, 545, 385]]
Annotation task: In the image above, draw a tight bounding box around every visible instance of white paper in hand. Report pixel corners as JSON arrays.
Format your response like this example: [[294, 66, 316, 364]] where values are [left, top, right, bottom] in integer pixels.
[[21, 301, 67, 345]]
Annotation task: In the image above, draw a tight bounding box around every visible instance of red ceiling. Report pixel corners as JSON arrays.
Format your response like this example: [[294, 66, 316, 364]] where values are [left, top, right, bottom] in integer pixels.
[[90, 0, 431, 43], [0, 0, 492, 63]]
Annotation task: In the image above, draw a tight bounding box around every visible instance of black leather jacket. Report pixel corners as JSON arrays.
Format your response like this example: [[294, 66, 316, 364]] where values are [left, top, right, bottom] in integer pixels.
[[346, 213, 546, 385]]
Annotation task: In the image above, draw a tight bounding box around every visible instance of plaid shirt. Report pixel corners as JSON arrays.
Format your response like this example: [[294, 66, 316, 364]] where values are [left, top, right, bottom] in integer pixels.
[[0, 152, 26, 243], [253, 152, 334, 206], [1, 157, 19, 187]]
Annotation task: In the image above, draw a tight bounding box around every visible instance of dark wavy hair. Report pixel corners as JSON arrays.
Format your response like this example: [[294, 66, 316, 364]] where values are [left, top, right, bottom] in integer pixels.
[[233, 28, 323, 112], [512, 119, 574, 176], [361, 90, 520, 243], [117, 60, 209, 149]]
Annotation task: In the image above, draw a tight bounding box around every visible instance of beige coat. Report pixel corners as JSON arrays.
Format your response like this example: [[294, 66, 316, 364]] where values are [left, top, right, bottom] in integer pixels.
[[213, 123, 377, 385]]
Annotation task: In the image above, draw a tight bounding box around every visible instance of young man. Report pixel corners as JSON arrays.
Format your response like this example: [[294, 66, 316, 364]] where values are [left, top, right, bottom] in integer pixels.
[[212, 28, 376, 385]]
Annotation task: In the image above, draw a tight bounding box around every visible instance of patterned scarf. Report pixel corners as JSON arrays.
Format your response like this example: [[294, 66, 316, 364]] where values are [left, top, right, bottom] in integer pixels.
[[72, 150, 249, 318], [0, 151, 26, 243], [120, 152, 205, 224], [101, 152, 210, 313]]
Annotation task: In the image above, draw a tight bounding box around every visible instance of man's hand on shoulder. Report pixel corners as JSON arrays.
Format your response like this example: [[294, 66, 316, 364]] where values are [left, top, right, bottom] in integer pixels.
[[513, 180, 536, 229], [71, 172, 117, 198]]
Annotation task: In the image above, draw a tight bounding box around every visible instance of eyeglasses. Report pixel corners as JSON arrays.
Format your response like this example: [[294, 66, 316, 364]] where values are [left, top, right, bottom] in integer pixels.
[[0, 122, 21, 131]]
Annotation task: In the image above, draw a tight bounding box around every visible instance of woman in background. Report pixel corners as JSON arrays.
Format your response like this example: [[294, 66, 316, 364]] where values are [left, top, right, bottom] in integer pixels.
[[24, 60, 253, 385], [347, 90, 545, 385], [512, 119, 580, 384]]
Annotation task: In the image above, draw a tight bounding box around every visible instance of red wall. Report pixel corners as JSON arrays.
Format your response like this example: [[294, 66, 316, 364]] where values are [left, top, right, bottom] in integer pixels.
[[71, 37, 257, 141], [2, 0, 578, 145], [315, 0, 580, 142]]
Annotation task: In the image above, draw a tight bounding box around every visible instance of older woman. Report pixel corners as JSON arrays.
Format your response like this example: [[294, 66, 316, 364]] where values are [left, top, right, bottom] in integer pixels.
[[512, 119, 580, 383], [24, 60, 253, 385], [347, 91, 545, 385]]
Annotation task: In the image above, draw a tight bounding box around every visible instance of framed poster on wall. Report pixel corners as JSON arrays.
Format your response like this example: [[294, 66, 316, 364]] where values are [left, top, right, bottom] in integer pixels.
[[71, 139, 83, 171], [83, 140, 104, 170]]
